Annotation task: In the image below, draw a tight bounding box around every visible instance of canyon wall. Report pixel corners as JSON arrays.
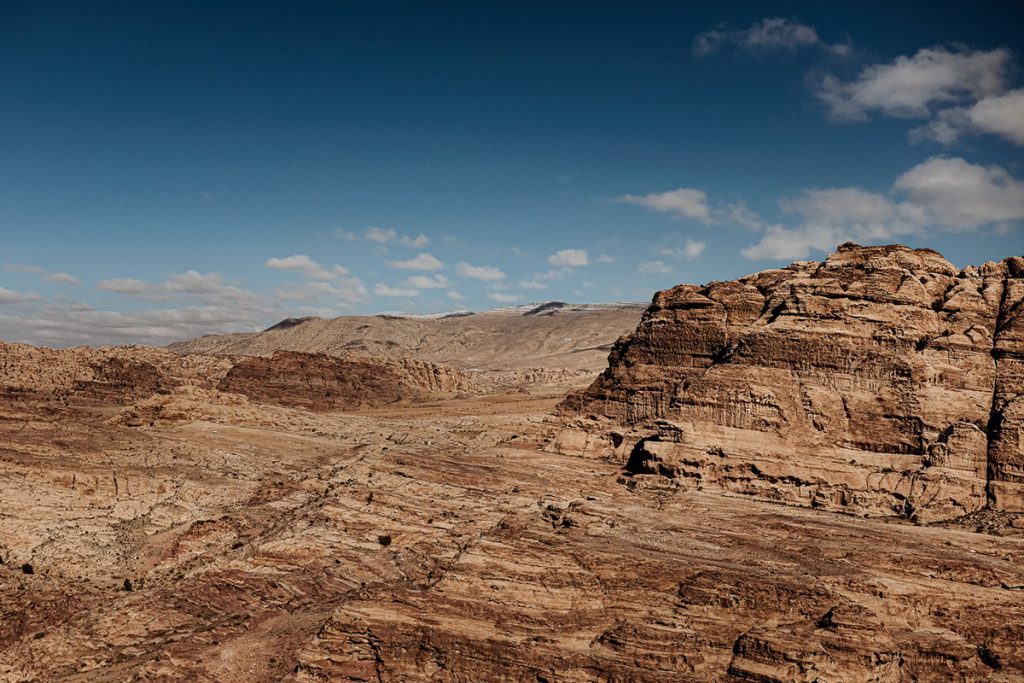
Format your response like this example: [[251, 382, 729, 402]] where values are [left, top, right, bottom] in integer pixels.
[[556, 244, 1024, 522]]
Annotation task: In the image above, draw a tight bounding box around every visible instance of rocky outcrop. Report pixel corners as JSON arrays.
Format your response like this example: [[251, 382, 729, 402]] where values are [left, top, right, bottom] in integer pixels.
[[0, 342, 231, 403], [349, 354, 475, 394], [216, 351, 473, 411], [0, 343, 475, 414], [556, 244, 1024, 521]]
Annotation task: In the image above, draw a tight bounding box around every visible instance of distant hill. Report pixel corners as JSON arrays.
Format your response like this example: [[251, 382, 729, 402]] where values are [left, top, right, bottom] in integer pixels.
[[168, 302, 647, 377]]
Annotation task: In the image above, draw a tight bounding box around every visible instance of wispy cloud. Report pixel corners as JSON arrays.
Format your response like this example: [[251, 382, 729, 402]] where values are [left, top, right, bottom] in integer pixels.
[[911, 88, 1024, 147], [547, 248, 589, 267], [660, 239, 706, 261], [98, 278, 150, 294], [44, 272, 80, 285], [5, 264, 81, 285], [387, 253, 444, 271], [638, 260, 672, 275], [374, 283, 420, 297], [3, 264, 46, 275], [518, 279, 549, 290], [693, 17, 846, 58], [618, 188, 710, 221], [455, 261, 505, 281], [265, 254, 348, 280], [407, 274, 449, 289], [364, 226, 430, 248]]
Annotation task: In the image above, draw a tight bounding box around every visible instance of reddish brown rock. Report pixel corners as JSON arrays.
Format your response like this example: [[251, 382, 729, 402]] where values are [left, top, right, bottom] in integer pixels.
[[557, 244, 1024, 521], [218, 351, 470, 411]]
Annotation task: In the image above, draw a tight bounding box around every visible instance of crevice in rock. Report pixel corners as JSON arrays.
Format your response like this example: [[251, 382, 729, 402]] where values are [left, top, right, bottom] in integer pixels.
[[985, 273, 1010, 507]]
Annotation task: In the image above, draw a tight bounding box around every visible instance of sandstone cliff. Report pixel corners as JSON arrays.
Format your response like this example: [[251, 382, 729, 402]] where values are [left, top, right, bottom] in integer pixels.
[[556, 244, 1024, 522]]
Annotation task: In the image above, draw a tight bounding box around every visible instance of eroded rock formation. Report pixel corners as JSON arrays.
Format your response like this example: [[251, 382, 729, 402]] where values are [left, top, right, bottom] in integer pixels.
[[218, 351, 472, 411], [556, 244, 1024, 521], [0, 343, 473, 414]]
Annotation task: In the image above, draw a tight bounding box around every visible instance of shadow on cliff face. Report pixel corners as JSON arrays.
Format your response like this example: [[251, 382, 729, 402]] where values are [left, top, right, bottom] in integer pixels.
[[625, 438, 652, 474]]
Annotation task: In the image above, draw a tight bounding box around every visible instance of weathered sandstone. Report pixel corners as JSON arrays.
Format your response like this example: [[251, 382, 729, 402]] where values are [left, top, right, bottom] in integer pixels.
[[557, 244, 1024, 521]]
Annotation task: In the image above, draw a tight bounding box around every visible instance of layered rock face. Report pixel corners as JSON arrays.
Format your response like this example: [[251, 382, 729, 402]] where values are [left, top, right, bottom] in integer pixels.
[[218, 351, 473, 411], [557, 244, 1024, 521], [0, 343, 473, 414]]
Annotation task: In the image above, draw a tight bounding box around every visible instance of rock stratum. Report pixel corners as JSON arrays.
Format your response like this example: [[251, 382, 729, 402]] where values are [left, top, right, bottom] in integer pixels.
[[556, 243, 1024, 522]]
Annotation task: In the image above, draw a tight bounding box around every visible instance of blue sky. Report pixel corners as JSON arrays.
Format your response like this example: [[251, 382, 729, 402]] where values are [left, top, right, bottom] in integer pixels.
[[2, 1, 1023, 345]]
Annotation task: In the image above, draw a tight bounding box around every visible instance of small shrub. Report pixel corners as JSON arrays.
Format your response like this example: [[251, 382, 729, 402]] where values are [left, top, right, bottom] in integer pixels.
[[377, 534, 392, 547], [123, 578, 133, 591], [21, 563, 33, 575]]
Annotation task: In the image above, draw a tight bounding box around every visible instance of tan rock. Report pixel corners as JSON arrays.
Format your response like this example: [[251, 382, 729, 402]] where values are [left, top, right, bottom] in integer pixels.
[[557, 243, 1024, 522]]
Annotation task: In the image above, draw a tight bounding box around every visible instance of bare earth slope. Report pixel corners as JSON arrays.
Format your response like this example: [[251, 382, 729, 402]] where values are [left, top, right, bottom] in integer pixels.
[[169, 303, 647, 385], [2, 250, 1023, 681], [556, 243, 1024, 522]]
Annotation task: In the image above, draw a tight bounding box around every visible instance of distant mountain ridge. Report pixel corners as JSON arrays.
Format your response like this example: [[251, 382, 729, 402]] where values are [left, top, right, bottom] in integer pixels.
[[169, 302, 647, 376]]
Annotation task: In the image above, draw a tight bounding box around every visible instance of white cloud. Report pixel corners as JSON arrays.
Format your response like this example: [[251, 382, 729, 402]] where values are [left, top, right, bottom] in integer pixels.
[[488, 292, 519, 303], [534, 268, 571, 281], [98, 278, 150, 294], [387, 252, 444, 271], [275, 277, 368, 305], [164, 270, 227, 294], [893, 156, 1024, 230], [44, 272, 80, 285], [407, 274, 449, 289], [374, 283, 420, 297], [265, 254, 346, 280], [618, 188, 710, 221], [518, 279, 549, 290], [969, 89, 1024, 145], [547, 248, 589, 267], [912, 89, 1024, 147], [0, 301, 269, 347], [5, 265, 81, 286], [364, 226, 394, 243], [741, 224, 841, 261], [814, 46, 1011, 121], [596, 253, 614, 264], [446, 289, 466, 301], [365, 226, 430, 248], [98, 271, 262, 308], [741, 156, 1024, 260], [0, 286, 29, 304], [693, 17, 824, 57], [638, 260, 672, 275], [455, 261, 505, 281], [779, 187, 898, 225], [717, 202, 767, 231], [661, 239, 706, 261], [337, 229, 358, 241]]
